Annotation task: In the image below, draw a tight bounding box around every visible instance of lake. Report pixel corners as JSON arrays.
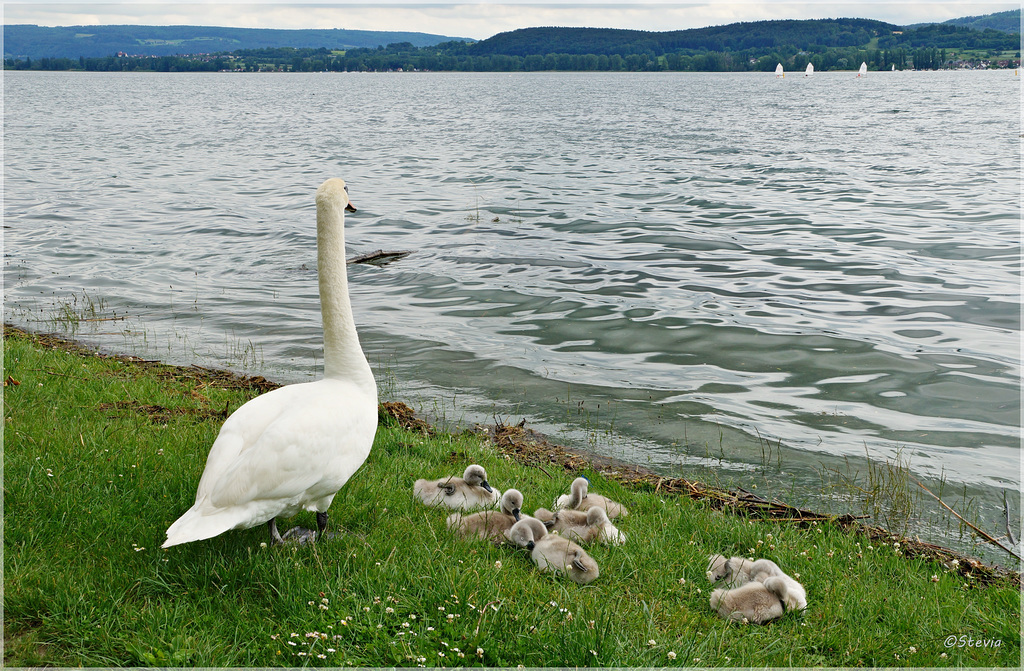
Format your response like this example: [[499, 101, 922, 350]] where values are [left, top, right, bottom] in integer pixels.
[[4, 70, 1020, 562]]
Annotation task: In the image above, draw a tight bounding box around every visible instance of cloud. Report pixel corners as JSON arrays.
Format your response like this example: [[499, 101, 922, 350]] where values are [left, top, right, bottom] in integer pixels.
[[4, 2, 1018, 40]]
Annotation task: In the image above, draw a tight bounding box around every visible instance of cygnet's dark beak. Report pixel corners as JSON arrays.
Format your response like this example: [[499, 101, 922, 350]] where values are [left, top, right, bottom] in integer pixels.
[[512, 509, 521, 521], [526, 541, 535, 551], [345, 201, 357, 213], [481, 480, 493, 493]]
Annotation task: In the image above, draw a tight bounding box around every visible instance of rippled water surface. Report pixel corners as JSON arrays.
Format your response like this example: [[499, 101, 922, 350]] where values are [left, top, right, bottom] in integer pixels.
[[4, 71, 1020, 558]]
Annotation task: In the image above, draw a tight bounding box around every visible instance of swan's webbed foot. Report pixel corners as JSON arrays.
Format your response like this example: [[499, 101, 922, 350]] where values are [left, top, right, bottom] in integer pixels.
[[267, 514, 337, 546]]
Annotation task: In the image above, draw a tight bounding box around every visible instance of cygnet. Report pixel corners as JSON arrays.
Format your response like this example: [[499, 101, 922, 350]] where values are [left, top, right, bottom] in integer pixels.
[[706, 553, 806, 611], [555, 507, 626, 546], [763, 575, 807, 612], [554, 476, 629, 518], [706, 554, 784, 587], [413, 464, 500, 510], [709, 581, 785, 624], [447, 488, 523, 543], [505, 517, 600, 585]]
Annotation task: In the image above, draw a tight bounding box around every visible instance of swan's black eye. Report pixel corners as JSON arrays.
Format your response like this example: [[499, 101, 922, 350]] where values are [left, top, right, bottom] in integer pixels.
[[344, 185, 349, 193]]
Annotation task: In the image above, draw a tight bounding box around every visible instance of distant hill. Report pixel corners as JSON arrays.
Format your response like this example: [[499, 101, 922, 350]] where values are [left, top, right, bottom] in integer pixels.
[[941, 9, 1020, 33], [2, 24, 473, 60], [469, 18, 901, 57]]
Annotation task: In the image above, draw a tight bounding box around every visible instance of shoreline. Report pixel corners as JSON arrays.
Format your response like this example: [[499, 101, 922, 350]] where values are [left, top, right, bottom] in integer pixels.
[[6, 322, 1018, 587]]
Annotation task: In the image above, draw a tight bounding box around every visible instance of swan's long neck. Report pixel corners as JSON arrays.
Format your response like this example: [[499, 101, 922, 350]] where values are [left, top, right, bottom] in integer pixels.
[[316, 196, 374, 389]]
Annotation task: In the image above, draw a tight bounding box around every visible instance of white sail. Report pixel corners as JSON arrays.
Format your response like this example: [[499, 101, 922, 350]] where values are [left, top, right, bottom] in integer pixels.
[[775, 63, 784, 77], [805, 62, 813, 76], [858, 62, 867, 76], [891, 64, 895, 71]]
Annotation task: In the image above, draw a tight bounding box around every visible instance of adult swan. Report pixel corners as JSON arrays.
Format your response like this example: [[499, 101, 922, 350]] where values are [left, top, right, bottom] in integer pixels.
[[163, 178, 378, 547]]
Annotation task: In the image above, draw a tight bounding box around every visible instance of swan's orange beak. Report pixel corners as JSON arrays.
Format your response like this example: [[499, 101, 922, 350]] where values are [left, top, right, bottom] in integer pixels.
[[345, 201, 357, 213]]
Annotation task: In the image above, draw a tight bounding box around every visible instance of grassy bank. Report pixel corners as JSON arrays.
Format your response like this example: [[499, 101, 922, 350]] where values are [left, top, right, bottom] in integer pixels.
[[3, 327, 1020, 667]]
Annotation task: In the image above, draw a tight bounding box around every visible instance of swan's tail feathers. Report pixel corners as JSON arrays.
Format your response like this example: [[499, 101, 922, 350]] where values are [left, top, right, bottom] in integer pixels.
[[162, 506, 243, 548]]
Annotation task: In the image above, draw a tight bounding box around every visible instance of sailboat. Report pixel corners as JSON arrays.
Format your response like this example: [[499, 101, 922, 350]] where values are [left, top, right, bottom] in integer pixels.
[[775, 63, 784, 78], [858, 62, 867, 77], [805, 62, 813, 76], [891, 64, 895, 71]]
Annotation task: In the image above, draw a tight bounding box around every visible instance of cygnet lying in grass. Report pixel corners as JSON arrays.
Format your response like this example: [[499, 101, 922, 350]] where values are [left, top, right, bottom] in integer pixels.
[[706, 553, 807, 611], [505, 517, 600, 585], [447, 489, 523, 543], [554, 476, 628, 518], [707, 554, 780, 586], [413, 464, 500, 510], [709, 580, 785, 624], [534, 506, 625, 545]]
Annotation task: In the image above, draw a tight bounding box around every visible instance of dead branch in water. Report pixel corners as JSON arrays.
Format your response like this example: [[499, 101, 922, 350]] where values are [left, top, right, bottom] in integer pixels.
[[347, 249, 412, 266], [911, 475, 1021, 561]]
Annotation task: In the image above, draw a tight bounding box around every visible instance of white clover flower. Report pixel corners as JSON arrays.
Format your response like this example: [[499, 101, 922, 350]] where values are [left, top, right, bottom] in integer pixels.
[[648, 639, 657, 647], [495, 560, 503, 569], [477, 647, 484, 657], [668, 651, 677, 660], [908, 646, 917, 653]]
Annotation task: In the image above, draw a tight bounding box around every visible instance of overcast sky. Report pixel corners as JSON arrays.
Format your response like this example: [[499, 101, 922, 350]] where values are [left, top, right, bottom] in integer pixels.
[[4, 2, 1019, 40]]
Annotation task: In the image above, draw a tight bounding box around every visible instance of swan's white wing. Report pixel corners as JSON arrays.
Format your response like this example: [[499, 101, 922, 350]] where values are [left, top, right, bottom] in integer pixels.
[[190, 378, 375, 511]]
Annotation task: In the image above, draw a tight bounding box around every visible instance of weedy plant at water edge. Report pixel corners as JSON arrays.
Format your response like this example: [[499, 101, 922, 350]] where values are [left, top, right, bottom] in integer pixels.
[[2, 328, 1019, 667]]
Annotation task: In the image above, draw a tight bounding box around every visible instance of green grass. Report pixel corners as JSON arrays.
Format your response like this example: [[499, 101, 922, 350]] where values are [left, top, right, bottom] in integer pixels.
[[3, 328, 1020, 667]]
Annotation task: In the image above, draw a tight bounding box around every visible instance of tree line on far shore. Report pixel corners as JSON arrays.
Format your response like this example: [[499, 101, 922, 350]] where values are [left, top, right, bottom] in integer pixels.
[[4, 44, 1016, 73], [5, 18, 1020, 73]]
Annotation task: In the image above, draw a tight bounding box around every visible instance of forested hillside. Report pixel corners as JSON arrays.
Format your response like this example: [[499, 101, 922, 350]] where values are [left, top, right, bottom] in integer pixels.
[[6, 14, 1020, 72], [3, 24, 471, 60], [940, 9, 1020, 33], [469, 19, 899, 56]]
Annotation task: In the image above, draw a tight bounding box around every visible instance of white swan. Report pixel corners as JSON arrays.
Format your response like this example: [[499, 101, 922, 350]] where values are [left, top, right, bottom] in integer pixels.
[[162, 178, 377, 547], [413, 464, 500, 510], [555, 476, 629, 518]]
